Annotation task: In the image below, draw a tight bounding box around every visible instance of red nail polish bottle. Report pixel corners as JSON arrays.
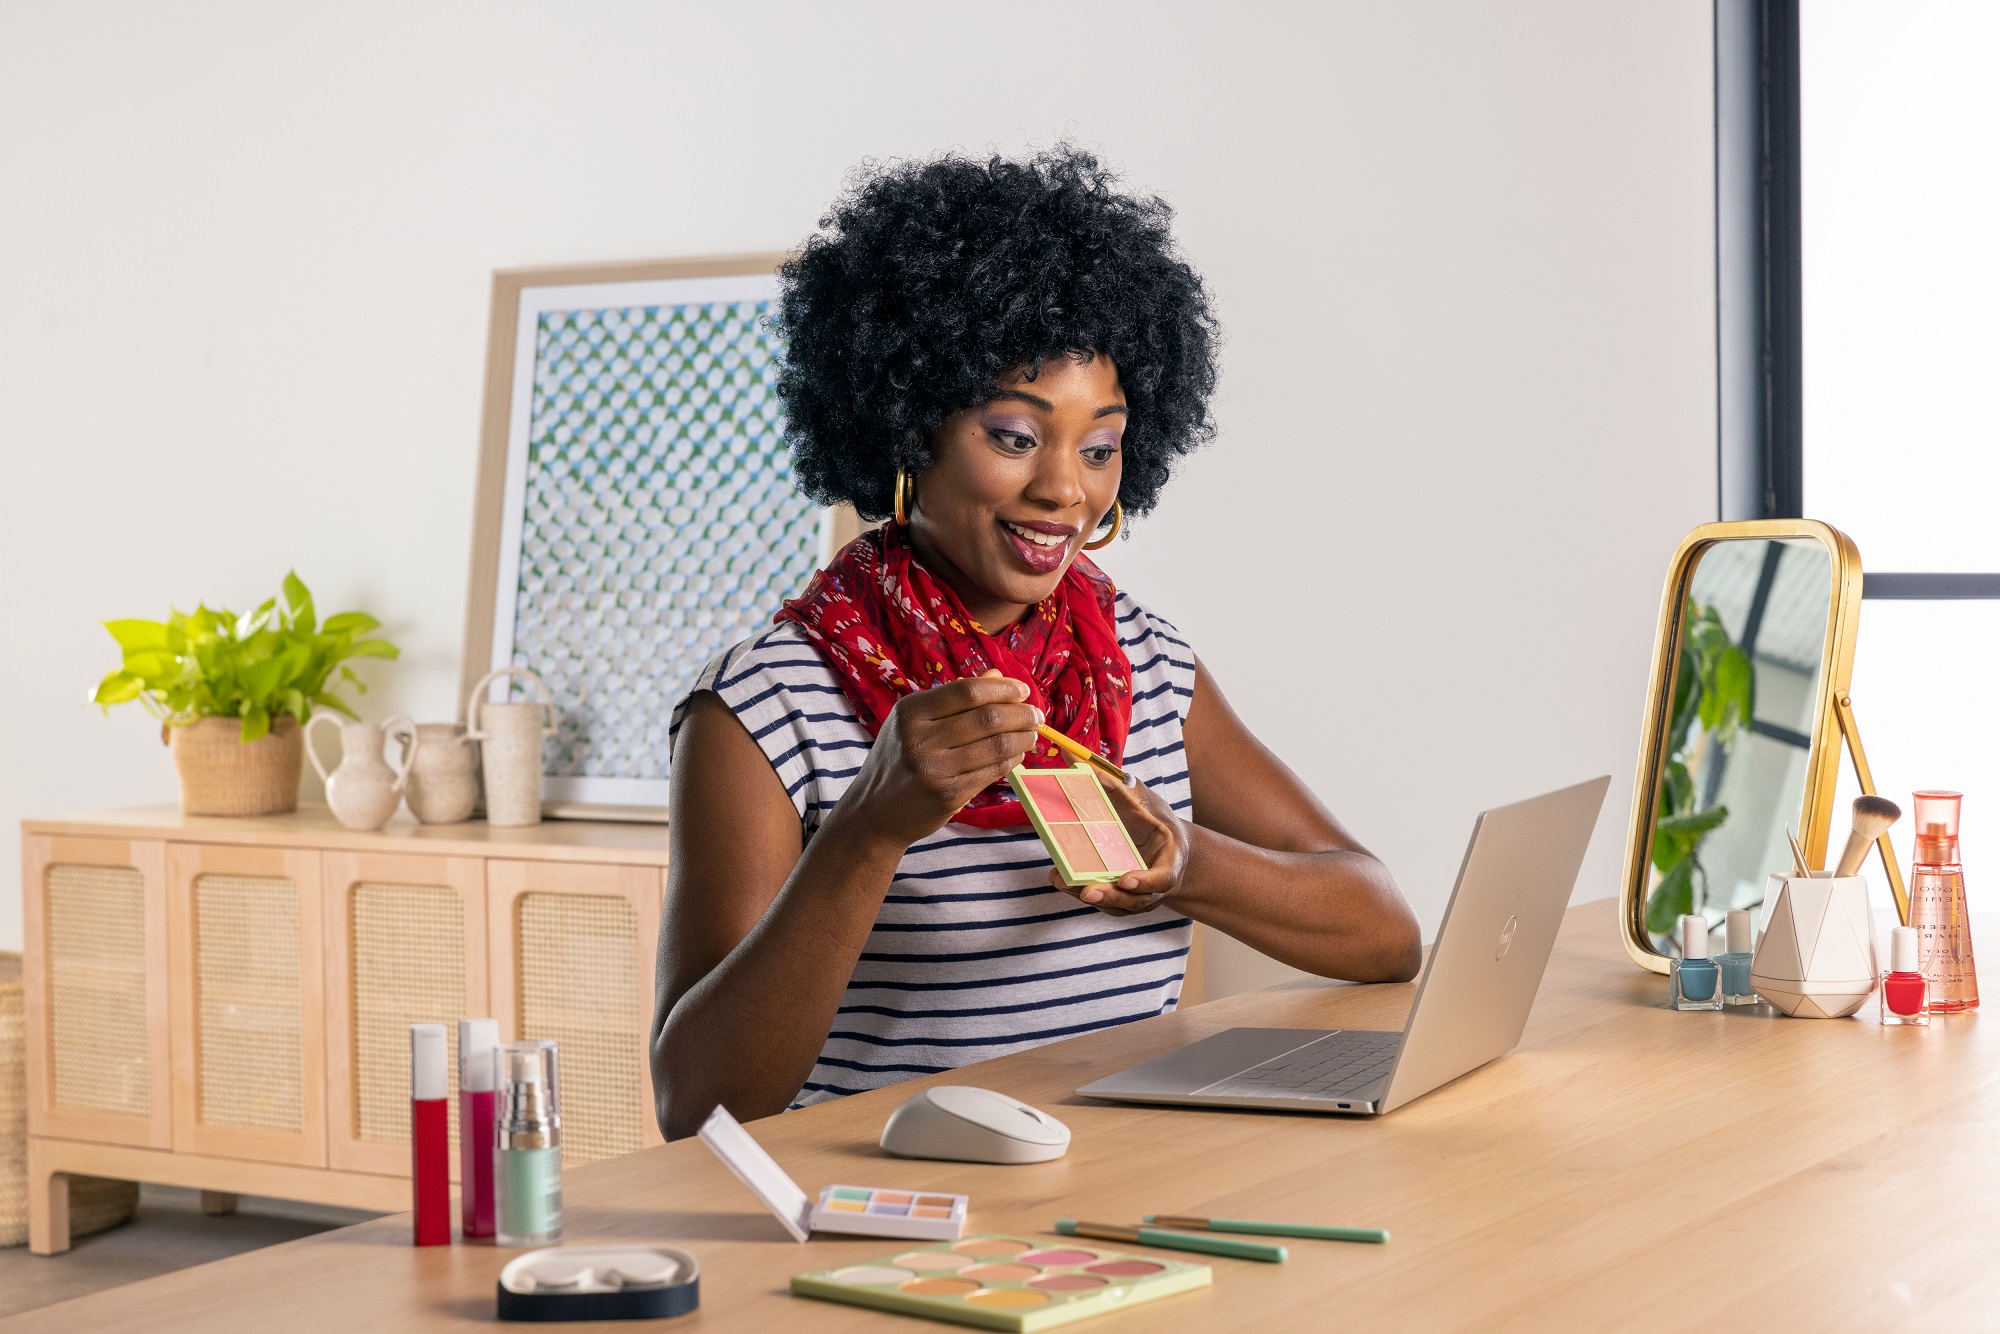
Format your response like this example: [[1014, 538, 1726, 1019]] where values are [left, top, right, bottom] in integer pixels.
[[1881, 926, 1930, 1026]]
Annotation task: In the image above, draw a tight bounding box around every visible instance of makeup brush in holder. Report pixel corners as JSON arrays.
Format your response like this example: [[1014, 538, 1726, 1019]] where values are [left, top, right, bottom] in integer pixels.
[[1833, 795, 1903, 879], [1753, 798, 1904, 1018]]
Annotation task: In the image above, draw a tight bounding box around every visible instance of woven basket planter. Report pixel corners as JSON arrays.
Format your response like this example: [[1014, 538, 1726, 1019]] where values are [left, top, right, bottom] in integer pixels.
[[0, 952, 139, 1247], [170, 716, 303, 816]]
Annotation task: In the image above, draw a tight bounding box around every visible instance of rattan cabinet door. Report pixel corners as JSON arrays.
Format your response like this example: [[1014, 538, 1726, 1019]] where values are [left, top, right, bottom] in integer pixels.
[[166, 844, 327, 1166], [487, 860, 664, 1164], [22, 836, 173, 1149], [321, 852, 487, 1179]]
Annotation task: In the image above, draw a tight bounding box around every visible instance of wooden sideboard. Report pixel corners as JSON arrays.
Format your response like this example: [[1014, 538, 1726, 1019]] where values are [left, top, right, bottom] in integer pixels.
[[19, 805, 671, 1255]]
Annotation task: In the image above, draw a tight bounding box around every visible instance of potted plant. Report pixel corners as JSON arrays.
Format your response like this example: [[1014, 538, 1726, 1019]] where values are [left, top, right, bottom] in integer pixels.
[[91, 572, 400, 816]]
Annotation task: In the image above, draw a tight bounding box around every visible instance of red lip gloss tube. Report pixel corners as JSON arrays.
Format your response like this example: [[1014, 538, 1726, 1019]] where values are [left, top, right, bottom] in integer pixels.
[[411, 1023, 450, 1245], [458, 1018, 500, 1238]]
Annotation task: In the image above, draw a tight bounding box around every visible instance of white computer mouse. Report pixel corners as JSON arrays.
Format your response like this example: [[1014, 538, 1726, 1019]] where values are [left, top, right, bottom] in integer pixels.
[[879, 1086, 1071, 1165]]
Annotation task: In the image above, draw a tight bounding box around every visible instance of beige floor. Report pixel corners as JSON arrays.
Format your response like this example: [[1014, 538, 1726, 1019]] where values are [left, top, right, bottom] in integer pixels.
[[0, 1186, 380, 1319]]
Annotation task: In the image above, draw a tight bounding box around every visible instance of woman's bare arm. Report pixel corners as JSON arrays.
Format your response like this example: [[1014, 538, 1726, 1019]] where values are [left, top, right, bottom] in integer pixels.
[[650, 675, 1039, 1140]]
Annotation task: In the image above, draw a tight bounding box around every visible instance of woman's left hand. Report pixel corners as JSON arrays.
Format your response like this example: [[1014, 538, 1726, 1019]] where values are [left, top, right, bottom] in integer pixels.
[[1050, 776, 1190, 915]]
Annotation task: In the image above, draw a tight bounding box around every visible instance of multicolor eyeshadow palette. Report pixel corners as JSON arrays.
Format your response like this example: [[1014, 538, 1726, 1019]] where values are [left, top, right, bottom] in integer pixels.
[[698, 1105, 967, 1242], [1007, 765, 1147, 886], [812, 1185, 968, 1241], [792, 1234, 1210, 1331]]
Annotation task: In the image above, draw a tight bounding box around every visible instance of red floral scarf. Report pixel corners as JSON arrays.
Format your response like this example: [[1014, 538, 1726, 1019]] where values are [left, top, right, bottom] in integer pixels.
[[774, 522, 1132, 827]]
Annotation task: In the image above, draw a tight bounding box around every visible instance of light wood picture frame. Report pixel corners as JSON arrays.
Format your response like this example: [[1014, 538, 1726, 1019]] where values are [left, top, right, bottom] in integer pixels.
[[462, 255, 861, 821]]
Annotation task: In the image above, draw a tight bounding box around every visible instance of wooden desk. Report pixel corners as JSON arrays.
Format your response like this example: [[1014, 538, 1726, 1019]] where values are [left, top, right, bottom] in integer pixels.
[[15, 899, 2000, 1330]]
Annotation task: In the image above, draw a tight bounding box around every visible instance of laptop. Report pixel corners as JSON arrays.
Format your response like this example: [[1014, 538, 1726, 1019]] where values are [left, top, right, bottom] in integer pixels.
[[1075, 775, 1609, 1116]]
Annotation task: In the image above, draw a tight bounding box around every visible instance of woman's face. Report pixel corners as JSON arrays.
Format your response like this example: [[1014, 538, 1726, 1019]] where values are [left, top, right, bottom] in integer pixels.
[[907, 353, 1127, 627]]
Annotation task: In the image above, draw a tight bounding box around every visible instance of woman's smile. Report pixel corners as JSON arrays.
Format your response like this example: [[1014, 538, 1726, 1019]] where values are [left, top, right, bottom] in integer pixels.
[[999, 517, 1078, 574]]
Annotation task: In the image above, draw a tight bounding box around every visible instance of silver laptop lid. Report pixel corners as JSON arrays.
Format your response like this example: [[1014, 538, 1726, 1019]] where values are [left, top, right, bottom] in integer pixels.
[[1376, 775, 1609, 1112]]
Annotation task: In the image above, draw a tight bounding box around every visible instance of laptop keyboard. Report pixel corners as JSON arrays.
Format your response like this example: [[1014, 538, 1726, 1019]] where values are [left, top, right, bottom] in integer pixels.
[[1193, 1031, 1402, 1102]]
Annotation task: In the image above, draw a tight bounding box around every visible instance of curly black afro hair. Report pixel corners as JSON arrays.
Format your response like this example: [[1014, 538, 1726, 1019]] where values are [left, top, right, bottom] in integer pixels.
[[775, 146, 1220, 525]]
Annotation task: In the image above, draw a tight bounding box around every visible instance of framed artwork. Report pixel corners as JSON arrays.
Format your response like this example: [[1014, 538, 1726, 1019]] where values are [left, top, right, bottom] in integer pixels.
[[461, 255, 860, 820]]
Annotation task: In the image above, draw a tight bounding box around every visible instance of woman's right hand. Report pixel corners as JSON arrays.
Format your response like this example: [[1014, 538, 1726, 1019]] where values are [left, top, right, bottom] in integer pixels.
[[838, 670, 1042, 848]]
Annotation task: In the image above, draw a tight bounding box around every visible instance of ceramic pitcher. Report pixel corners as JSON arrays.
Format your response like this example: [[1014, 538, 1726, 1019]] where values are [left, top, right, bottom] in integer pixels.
[[307, 714, 418, 831], [465, 666, 557, 828], [405, 722, 479, 824]]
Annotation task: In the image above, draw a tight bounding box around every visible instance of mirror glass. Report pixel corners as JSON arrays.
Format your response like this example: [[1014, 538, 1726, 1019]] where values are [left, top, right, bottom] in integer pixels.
[[1646, 538, 1832, 957]]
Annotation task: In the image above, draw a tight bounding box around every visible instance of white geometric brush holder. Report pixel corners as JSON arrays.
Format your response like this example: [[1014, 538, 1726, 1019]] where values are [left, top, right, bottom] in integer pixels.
[[1751, 873, 1879, 1019]]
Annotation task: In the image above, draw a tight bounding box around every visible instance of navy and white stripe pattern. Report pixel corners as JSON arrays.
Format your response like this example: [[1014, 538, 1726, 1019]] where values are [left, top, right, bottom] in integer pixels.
[[668, 592, 1197, 1108]]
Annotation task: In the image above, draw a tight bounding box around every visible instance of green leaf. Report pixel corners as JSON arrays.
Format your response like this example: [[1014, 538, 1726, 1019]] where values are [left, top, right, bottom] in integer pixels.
[[239, 703, 271, 743], [321, 611, 379, 635], [310, 692, 360, 720], [93, 672, 145, 705], [1646, 859, 1696, 934], [104, 619, 170, 652], [282, 571, 316, 635], [346, 638, 400, 660]]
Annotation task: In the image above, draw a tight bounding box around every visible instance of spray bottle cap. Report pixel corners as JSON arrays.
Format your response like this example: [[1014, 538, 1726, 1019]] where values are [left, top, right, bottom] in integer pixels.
[[1679, 914, 1710, 961], [410, 1024, 448, 1102], [1890, 925, 1920, 974], [1726, 909, 1753, 955], [1913, 790, 1962, 863]]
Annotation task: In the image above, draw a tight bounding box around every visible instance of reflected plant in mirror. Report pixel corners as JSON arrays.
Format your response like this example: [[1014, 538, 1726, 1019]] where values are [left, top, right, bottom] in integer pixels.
[[1646, 600, 1753, 936]]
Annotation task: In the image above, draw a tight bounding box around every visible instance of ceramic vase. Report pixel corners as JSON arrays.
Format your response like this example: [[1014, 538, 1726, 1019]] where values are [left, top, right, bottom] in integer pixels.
[[465, 667, 557, 828], [169, 715, 304, 816], [1751, 872, 1879, 1018], [405, 723, 479, 824], [307, 714, 418, 832]]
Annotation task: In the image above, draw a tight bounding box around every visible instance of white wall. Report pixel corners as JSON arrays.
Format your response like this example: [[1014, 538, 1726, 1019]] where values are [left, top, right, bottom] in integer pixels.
[[0, 1, 1717, 990]]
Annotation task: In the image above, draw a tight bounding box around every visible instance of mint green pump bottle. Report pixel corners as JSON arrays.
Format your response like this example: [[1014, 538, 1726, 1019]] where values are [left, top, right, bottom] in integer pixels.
[[494, 1040, 562, 1247]]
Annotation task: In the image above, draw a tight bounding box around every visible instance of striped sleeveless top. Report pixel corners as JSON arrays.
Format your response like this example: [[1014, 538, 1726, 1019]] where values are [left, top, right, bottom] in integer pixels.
[[668, 592, 1197, 1108]]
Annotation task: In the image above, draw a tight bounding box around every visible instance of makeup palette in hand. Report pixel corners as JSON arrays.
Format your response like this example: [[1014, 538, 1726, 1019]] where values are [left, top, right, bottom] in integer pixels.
[[793, 1234, 1210, 1331], [1008, 765, 1146, 886]]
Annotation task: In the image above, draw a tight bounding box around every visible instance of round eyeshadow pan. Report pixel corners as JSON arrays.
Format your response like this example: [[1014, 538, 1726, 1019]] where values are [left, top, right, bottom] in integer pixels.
[[1030, 1273, 1109, 1292], [952, 1238, 1032, 1257], [894, 1251, 970, 1271], [900, 1277, 980, 1296], [965, 1289, 1052, 1309], [828, 1265, 915, 1286], [960, 1263, 1039, 1282], [1085, 1260, 1165, 1277], [1016, 1249, 1099, 1267]]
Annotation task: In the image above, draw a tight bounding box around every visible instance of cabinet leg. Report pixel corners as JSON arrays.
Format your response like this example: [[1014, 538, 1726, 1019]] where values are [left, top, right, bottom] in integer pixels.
[[200, 1191, 239, 1216], [27, 1141, 72, 1256]]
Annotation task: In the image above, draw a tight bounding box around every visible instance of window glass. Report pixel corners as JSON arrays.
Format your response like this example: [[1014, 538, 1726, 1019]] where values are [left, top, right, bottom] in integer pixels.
[[1801, 1, 2000, 571]]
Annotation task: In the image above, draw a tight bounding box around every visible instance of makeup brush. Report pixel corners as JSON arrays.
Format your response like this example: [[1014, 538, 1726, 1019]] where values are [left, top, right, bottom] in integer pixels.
[[1786, 827, 1811, 877], [1833, 794, 1903, 878], [1037, 723, 1132, 787]]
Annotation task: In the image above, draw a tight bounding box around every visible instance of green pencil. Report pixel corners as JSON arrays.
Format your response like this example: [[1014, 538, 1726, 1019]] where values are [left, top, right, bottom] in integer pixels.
[[1055, 1219, 1287, 1263], [1145, 1213, 1390, 1245]]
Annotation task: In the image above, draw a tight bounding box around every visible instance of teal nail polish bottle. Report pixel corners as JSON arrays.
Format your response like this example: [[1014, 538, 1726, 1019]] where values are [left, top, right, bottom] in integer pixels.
[[1671, 914, 1722, 1010], [1717, 909, 1758, 1005]]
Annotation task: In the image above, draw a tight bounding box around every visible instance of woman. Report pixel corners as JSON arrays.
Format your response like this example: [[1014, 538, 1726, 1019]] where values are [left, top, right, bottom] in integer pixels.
[[651, 148, 1419, 1140]]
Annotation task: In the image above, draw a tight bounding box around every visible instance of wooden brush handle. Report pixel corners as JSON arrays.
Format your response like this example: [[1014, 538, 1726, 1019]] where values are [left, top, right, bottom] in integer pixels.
[[1833, 828, 1874, 878]]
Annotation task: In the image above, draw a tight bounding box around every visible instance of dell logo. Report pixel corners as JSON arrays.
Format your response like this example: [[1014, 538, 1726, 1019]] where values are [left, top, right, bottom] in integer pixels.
[[1495, 915, 1518, 960]]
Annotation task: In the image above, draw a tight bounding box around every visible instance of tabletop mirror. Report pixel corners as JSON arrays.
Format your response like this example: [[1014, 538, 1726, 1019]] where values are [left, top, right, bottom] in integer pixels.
[[1618, 519, 1902, 973]]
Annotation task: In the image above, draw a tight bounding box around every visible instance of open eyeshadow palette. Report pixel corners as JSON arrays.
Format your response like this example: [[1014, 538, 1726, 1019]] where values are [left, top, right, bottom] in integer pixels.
[[793, 1234, 1210, 1331], [698, 1104, 967, 1241], [1007, 765, 1147, 886]]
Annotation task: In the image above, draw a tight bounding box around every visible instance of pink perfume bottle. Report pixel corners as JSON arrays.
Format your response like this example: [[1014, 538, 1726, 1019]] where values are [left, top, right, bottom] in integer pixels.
[[1908, 790, 1979, 1012]]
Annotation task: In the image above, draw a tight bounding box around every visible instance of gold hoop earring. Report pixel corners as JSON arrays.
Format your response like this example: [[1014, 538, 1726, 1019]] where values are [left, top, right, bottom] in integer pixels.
[[1083, 499, 1123, 550], [893, 469, 912, 526]]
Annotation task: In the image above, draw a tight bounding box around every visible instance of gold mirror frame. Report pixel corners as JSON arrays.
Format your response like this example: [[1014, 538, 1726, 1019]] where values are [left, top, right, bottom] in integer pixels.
[[1618, 518, 1906, 974]]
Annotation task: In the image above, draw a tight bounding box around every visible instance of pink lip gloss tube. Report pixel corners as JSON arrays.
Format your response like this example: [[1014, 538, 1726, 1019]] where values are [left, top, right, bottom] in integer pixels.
[[458, 1019, 500, 1238], [410, 1023, 450, 1246]]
